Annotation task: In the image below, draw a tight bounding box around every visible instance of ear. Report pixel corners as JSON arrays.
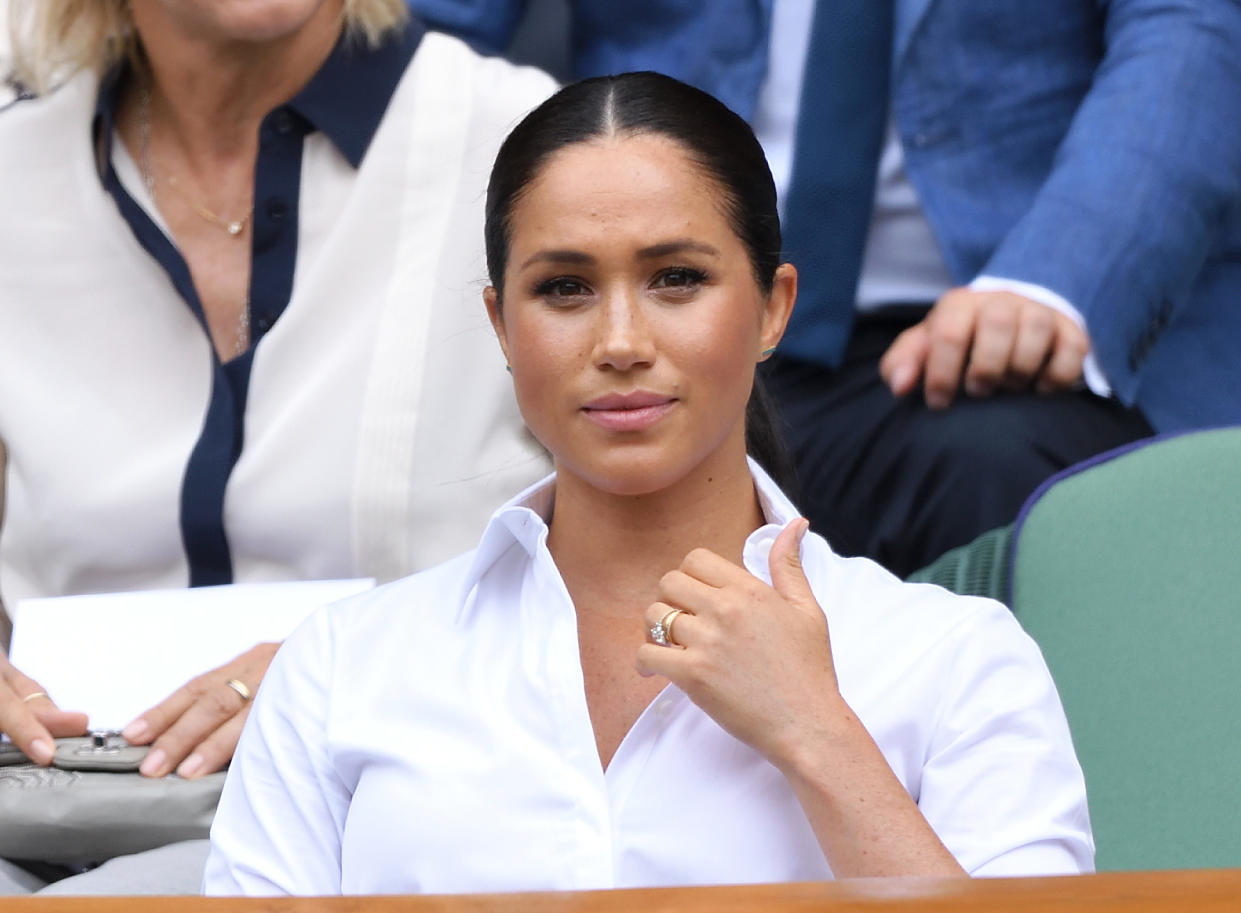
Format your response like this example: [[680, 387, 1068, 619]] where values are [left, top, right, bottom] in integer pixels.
[[483, 286, 512, 367], [757, 263, 797, 360]]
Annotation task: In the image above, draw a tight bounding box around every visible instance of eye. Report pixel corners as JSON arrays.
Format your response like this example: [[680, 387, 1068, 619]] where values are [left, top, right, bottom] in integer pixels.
[[532, 276, 592, 303], [651, 267, 708, 295]]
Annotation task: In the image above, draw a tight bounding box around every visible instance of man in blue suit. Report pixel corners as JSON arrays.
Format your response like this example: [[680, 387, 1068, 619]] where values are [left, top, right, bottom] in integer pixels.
[[759, 0, 1241, 573]]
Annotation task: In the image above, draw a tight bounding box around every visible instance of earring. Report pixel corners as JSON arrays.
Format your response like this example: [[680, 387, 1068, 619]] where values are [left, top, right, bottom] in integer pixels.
[[505, 364, 512, 373], [759, 346, 777, 359]]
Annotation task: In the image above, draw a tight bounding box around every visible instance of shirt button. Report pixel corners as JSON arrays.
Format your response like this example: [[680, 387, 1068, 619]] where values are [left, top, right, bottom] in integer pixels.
[[266, 198, 288, 221], [254, 315, 273, 333], [273, 110, 294, 135]]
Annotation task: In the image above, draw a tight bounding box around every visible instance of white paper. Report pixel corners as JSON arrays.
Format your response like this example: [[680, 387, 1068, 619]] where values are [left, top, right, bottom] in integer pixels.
[[8, 578, 374, 731]]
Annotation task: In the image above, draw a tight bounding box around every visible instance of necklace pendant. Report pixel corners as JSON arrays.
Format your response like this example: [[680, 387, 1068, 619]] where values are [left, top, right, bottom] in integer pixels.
[[227, 221, 244, 236]]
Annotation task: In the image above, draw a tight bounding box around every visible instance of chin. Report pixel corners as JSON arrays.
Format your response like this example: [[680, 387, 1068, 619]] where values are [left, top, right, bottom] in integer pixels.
[[558, 448, 708, 500]]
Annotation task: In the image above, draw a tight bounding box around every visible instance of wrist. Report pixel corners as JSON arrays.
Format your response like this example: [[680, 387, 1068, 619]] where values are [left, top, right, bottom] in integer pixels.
[[770, 693, 873, 786]]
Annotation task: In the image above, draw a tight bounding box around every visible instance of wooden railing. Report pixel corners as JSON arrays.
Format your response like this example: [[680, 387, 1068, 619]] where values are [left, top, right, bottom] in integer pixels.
[[5, 869, 1240, 912]]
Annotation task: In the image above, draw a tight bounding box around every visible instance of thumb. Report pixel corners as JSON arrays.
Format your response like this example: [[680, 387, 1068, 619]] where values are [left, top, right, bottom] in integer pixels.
[[768, 518, 817, 614]]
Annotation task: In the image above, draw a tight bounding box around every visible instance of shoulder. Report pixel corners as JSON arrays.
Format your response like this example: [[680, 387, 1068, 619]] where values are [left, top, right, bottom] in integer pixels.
[[405, 30, 558, 124], [801, 536, 1036, 682], [302, 548, 481, 657], [0, 68, 96, 162]]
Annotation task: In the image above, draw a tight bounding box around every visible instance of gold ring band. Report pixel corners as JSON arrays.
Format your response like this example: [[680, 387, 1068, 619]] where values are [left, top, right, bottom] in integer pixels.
[[224, 678, 252, 702], [658, 608, 685, 646], [21, 691, 49, 704]]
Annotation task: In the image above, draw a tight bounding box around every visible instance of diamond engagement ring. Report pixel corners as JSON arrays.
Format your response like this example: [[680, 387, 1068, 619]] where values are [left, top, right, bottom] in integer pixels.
[[650, 608, 685, 647]]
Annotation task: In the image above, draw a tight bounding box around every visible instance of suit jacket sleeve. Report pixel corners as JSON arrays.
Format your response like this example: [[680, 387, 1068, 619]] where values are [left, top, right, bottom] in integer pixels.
[[981, 0, 1241, 403]]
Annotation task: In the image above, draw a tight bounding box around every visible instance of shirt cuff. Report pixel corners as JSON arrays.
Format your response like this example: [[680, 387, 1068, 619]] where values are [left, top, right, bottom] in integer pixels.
[[969, 275, 1112, 398]]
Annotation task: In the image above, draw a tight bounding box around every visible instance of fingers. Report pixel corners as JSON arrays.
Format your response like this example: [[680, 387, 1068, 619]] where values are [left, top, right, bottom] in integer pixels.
[[920, 293, 976, 409], [643, 601, 698, 647], [885, 290, 1090, 406], [174, 707, 249, 780], [33, 705, 91, 738], [1037, 320, 1089, 393], [962, 296, 1018, 397], [1002, 303, 1057, 390], [138, 675, 249, 777], [1, 662, 88, 765], [879, 323, 929, 396], [125, 642, 278, 778], [122, 679, 198, 747]]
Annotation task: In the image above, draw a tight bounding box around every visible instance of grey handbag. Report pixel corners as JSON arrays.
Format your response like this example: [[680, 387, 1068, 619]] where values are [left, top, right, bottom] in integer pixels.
[[0, 733, 224, 863]]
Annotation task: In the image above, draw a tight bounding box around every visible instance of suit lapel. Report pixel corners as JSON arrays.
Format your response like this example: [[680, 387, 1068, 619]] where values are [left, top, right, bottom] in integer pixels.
[[895, 0, 936, 67]]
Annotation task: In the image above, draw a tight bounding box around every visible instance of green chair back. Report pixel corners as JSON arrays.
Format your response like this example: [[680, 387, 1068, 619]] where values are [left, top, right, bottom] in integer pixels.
[[906, 524, 1012, 601], [1009, 426, 1241, 871]]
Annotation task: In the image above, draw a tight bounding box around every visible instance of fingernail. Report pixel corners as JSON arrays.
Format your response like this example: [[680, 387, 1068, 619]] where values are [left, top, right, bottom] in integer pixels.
[[177, 753, 203, 779], [890, 364, 914, 392], [122, 719, 149, 743], [139, 748, 166, 777], [964, 379, 988, 398], [796, 518, 811, 541], [30, 738, 54, 765], [926, 391, 950, 410]]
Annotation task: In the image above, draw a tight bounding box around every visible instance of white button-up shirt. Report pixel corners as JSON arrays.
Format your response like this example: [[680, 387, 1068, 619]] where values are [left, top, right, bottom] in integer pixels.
[[204, 462, 1093, 895]]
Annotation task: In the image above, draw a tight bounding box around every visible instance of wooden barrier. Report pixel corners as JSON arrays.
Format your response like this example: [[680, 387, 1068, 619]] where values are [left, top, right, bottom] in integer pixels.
[[4, 869, 1240, 912]]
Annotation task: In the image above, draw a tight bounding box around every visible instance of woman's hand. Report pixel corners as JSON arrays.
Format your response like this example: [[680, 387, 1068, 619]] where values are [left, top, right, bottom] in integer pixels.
[[0, 653, 89, 764], [122, 642, 280, 779], [636, 519, 964, 877], [634, 518, 843, 767]]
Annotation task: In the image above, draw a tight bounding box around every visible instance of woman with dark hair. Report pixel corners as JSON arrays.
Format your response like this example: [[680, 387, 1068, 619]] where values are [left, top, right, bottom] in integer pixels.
[[204, 73, 1093, 895]]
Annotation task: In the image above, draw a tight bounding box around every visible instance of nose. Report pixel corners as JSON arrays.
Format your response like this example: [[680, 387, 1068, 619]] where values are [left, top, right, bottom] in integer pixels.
[[592, 285, 656, 372]]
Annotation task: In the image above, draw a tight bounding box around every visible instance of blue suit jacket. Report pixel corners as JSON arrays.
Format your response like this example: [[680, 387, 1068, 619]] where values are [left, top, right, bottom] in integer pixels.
[[889, 0, 1241, 431], [409, 0, 1241, 432], [405, 0, 772, 119]]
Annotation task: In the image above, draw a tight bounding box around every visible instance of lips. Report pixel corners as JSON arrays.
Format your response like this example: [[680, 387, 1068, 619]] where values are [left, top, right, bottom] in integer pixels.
[[582, 391, 677, 432]]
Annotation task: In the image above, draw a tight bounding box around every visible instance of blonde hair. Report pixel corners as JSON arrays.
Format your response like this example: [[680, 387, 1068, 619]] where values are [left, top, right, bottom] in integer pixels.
[[6, 0, 410, 94]]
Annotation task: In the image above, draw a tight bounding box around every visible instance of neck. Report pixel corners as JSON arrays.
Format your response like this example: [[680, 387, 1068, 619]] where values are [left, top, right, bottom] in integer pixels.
[[546, 437, 766, 619], [127, 2, 345, 168]]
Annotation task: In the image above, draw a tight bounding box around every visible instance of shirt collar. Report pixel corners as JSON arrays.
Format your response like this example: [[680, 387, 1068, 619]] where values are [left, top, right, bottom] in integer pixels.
[[462, 458, 805, 598], [90, 16, 425, 175]]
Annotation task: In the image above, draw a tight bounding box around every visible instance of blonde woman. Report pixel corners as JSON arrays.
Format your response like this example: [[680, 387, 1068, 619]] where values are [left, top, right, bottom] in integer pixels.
[[0, 0, 553, 893]]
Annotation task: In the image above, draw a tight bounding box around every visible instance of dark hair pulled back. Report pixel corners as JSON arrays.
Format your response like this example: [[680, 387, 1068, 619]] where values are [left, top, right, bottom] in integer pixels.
[[484, 71, 795, 491]]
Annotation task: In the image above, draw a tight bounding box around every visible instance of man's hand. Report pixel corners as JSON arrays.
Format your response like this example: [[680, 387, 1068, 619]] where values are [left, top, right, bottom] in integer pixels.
[[122, 642, 280, 779], [880, 288, 1090, 408], [0, 653, 89, 764]]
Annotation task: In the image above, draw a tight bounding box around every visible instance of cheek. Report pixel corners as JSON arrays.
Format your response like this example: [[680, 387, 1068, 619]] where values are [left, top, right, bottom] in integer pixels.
[[504, 315, 587, 416]]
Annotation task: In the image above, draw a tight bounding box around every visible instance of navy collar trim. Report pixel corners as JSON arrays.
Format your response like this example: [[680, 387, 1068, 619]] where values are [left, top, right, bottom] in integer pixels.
[[91, 16, 424, 173]]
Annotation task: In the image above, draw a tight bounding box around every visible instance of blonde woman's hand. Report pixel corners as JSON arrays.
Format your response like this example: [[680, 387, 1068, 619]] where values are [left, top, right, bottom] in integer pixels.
[[121, 641, 280, 779], [635, 518, 845, 769], [0, 652, 89, 764]]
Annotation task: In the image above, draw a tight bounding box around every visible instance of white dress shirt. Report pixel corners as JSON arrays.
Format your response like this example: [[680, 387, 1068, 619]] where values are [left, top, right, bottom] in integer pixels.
[[204, 461, 1094, 895]]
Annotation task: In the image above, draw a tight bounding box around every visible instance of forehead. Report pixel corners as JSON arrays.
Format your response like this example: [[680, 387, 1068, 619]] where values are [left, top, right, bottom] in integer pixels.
[[508, 133, 734, 252]]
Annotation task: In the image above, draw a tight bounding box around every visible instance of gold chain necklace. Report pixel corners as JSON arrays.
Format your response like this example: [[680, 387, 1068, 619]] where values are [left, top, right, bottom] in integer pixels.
[[137, 86, 251, 357]]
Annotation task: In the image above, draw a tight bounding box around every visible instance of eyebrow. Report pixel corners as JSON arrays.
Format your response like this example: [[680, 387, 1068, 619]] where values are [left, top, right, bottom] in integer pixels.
[[518, 239, 721, 271], [637, 239, 721, 260]]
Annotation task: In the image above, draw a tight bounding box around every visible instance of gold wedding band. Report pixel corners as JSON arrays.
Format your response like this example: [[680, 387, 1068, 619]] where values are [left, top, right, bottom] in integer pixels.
[[21, 691, 49, 704], [224, 678, 252, 702], [657, 608, 685, 647]]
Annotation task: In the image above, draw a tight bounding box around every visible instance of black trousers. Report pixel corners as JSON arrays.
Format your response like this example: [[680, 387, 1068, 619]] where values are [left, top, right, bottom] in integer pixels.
[[762, 308, 1155, 577]]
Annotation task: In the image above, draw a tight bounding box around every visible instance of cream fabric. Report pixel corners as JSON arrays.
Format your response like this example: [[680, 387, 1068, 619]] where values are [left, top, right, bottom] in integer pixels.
[[0, 34, 555, 607]]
